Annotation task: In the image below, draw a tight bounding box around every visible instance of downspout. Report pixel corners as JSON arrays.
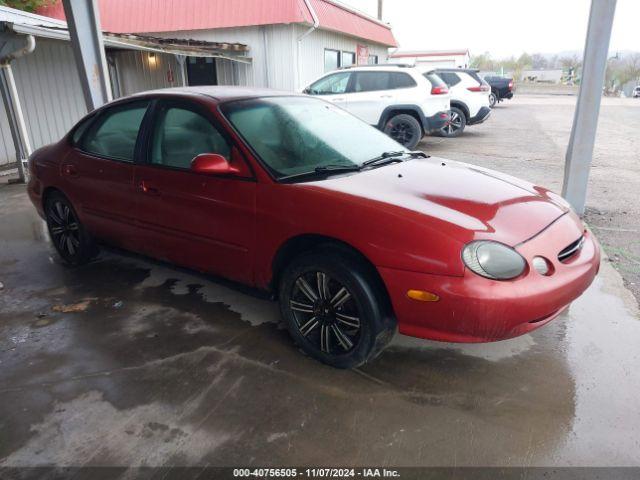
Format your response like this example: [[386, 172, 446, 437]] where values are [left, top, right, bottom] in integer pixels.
[[296, 0, 319, 91], [0, 32, 36, 183]]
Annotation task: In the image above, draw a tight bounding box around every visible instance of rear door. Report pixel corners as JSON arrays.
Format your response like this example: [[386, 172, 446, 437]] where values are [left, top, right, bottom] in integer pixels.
[[133, 98, 256, 284], [345, 71, 397, 125], [63, 99, 151, 250]]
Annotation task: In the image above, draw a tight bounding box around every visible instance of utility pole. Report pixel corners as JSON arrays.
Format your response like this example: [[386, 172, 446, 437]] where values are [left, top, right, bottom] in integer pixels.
[[562, 0, 617, 215], [377, 0, 383, 20]]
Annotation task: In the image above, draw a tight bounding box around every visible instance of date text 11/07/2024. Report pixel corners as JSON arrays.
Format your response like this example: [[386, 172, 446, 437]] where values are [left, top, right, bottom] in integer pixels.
[[232, 468, 401, 478]]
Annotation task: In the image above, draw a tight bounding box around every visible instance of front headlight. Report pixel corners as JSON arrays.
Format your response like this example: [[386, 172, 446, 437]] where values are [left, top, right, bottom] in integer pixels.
[[462, 241, 526, 280]]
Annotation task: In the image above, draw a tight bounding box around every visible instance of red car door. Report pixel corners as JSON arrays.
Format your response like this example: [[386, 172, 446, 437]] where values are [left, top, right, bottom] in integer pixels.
[[63, 100, 151, 251], [133, 99, 256, 284]]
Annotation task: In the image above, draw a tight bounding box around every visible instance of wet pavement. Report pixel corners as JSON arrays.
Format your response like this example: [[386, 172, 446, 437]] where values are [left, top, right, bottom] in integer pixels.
[[1, 182, 639, 467]]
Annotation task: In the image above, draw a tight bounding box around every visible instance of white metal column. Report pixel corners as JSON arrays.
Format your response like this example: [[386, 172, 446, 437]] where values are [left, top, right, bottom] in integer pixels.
[[62, 0, 111, 110], [562, 0, 617, 215]]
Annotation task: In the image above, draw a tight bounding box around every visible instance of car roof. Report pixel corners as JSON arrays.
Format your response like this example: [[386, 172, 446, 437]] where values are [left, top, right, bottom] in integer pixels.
[[435, 68, 480, 73], [130, 86, 301, 102]]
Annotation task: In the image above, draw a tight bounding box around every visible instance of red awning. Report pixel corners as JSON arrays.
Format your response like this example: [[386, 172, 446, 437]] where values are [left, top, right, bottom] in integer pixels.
[[38, 0, 397, 47]]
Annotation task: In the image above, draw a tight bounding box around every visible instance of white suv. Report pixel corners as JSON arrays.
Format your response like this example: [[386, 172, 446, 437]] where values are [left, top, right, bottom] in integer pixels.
[[303, 65, 451, 149], [427, 68, 492, 137]]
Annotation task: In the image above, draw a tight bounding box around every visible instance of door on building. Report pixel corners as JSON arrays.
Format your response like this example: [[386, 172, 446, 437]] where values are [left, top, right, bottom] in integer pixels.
[[186, 57, 218, 86]]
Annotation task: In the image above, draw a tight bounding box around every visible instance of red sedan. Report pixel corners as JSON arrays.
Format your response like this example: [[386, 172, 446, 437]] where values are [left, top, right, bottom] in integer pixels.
[[27, 87, 600, 368]]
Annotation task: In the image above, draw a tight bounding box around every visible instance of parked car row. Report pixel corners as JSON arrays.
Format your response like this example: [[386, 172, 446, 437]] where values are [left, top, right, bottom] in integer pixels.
[[302, 64, 512, 148]]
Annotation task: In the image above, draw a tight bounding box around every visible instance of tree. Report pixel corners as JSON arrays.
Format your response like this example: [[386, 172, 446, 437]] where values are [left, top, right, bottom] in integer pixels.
[[531, 53, 549, 69], [0, 0, 54, 12], [470, 52, 498, 72]]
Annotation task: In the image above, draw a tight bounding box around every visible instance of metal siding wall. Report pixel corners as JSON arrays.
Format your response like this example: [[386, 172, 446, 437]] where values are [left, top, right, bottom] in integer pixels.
[[296, 25, 389, 88], [114, 50, 181, 96], [0, 38, 86, 166]]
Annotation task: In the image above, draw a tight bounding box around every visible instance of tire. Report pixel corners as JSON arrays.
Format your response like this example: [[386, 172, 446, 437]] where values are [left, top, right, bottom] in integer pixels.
[[437, 107, 466, 138], [383, 113, 422, 149], [278, 250, 395, 368], [489, 92, 497, 108], [45, 191, 98, 265]]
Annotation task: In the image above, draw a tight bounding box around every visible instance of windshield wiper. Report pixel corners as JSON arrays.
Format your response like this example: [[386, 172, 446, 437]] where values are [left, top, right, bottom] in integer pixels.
[[361, 150, 429, 168], [278, 164, 361, 182]]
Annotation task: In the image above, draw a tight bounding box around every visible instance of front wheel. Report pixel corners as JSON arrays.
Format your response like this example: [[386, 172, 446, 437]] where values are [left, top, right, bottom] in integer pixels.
[[383, 114, 422, 149], [45, 192, 98, 265], [489, 92, 497, 108], [437, 107, 466, 138], [279, 251, 395, 368]]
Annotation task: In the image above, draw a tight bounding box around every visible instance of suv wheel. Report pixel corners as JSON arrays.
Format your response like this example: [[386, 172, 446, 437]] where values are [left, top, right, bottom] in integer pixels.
[[438, 107, 466, 138], [279, 250, 395, 368], [45, 191, 98, 265], [383, 114, 422, 149], [489, 92, 497, 108]]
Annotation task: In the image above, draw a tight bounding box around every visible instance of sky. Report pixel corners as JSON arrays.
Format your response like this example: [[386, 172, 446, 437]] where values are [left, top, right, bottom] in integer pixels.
[[339, 0, 639, 59]]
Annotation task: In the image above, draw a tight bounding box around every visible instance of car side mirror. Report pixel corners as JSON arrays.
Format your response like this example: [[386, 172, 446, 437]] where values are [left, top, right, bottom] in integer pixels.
[[191, 153, 240, 175], [303, 87, 311, 94]]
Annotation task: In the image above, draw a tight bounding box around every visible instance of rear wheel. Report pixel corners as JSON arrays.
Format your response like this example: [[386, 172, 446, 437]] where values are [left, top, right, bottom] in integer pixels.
[[45, 192, 97, 265], [279, 251, 395, 368], [437, 107, 466, 138], [489, 92, 497, 108], [383, 114, 422, 149]]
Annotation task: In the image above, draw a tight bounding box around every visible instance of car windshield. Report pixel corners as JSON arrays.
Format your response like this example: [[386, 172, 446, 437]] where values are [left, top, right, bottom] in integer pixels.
[[221, 96, 408, 179]]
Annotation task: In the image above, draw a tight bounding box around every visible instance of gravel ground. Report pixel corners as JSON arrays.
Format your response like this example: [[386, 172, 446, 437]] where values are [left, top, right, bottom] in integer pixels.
[[419, 94, 640, 305]]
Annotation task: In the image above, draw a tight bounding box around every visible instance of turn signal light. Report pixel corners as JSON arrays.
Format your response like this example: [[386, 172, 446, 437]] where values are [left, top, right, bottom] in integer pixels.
[[407, 290, 440, 302]]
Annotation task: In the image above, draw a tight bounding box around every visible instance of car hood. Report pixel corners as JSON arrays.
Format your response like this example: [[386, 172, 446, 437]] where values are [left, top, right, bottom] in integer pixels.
[[307, 157, 569, 247]]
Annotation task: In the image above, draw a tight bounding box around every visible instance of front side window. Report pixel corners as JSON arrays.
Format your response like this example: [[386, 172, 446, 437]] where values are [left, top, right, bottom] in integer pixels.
[[150, 105, 230, 169], [324, 49, 341, 72], [308, 72, 351, 95], [342, 51, 356, 67], [222, 96, 407, 179], [80, 101, 149, 162]]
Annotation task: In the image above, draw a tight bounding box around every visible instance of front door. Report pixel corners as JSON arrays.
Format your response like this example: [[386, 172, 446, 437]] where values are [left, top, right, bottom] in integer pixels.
[[306, 71, 352, 109], [187, 57, 217, 86], [63, 99, 151, 251], [134, 99, 256, 284]]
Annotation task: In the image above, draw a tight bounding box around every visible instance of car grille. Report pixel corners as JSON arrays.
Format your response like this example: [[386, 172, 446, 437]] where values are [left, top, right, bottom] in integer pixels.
[[558, 235, 585, 263]]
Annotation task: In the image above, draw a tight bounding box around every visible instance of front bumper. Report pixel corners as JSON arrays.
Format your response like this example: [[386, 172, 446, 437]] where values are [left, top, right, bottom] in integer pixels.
[[424, 111, 450, 133], [467, 106, 492, 126], [379, 213, 601, 343]]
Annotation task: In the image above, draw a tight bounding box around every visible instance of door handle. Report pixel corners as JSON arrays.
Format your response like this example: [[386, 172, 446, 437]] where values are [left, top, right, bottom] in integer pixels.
[[332, 98, 345, 102], [380, 95, 393, 99], [138, 180, 160, 196], [62, 164, 78, 176]]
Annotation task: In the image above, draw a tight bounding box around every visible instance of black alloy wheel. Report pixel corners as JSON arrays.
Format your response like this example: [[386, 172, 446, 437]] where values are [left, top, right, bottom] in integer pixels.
[[45, 192, 97, 265], [279, 250, 395, 368], [383, 114, 422, 149]]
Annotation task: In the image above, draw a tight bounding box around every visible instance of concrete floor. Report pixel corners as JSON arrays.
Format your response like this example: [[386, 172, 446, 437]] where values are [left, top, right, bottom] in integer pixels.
[[2, 94, 640, 469], [1, 179, 640, 467]]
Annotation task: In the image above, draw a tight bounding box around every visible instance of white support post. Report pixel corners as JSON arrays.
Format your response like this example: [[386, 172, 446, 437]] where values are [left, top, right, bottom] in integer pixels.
[[62, 0, 112, 111], [562, 0, 617, 215]]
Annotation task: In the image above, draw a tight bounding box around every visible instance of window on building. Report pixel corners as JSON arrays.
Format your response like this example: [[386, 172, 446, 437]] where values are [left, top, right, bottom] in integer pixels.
[[308, 72, 351, 95], [80, 101, 149, 162], [324, 49, 341, 72], [368, 55, 379, 65], [150, 105, 230, 169], [342, 51, 356, 67]]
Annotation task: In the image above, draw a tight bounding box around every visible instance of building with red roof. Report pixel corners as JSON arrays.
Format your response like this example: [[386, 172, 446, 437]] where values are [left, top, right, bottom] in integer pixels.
[[39, 0, 397, 91]]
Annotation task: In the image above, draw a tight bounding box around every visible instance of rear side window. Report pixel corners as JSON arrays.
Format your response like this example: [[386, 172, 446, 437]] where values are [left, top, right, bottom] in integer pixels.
[[437, 72, 461, 87], [352, 71, 391, 92], [423, 72, 447, 89], [80, 101, 149, 162], [308, 72, 351, 95], [150, 105, 230, 169], [391, 72, 417, 89]]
